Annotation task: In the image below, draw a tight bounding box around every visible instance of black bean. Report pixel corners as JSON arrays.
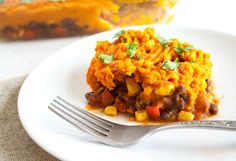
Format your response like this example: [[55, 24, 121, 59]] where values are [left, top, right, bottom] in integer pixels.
[[118, 84, 127, 92], [61, 19, 75, 28], [209, 103, 218, 115], [61, 19, 81, 33], [27, 22, 49, 37], [180, 93, 189, 102], [135, 98, 151, 110], [110, 90, 119, 97], [175, 97, 185, 110], [127, 96, 136, 106], [85, 92, 95, 100], [49, 23, 57, 29], [111, 83, 127, 96], [173, 86, 189, 111], [161, 111, 171, 120], [160, 109, 177, 120], [28, 22, 47, 30], [174, 86, 186, 94], [206, 79, 212, 93], [85, 92, 100, 105], [2, 26, 15, 33]]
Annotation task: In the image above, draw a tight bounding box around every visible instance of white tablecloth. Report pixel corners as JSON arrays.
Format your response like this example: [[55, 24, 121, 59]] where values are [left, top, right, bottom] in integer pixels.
[[0, 76, 58, 160]]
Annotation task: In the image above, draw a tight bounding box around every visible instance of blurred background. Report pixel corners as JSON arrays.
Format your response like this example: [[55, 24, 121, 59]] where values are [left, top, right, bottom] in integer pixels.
[[0, 0, 236, 80]]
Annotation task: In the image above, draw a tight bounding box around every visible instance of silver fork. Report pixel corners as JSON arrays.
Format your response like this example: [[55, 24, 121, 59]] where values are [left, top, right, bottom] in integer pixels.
[[48, 96, 236, 147]]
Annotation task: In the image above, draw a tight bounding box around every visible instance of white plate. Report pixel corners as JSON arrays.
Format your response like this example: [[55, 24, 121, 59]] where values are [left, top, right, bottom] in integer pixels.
[[18, 25, 236, 161]]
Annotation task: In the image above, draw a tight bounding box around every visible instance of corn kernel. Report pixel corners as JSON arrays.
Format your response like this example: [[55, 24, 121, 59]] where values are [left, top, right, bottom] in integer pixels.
[[135, 110, 148, 122], [178, 111, 194, 121], [155, 83, 174, 96], [104, 106, 117, 116]]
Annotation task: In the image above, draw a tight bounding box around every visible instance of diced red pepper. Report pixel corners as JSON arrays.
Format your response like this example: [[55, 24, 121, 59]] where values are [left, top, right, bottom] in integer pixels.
[[146, 102, 162, 119], [22, 30, 36, 39], [85, 92, 101, 105], [53, 27, 67, 36], [101, 89, 115, 106]]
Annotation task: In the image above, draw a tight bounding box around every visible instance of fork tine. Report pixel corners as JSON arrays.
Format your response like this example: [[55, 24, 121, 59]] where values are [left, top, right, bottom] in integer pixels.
[[57, 96, 113, 127], [53, 99, 110, 132], [49, 103, 108, 137]]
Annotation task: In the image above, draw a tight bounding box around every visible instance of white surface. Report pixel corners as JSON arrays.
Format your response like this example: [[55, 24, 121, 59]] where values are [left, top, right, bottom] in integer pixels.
[[1, 0, 236, 80], [172, 0, 236, 34], [0, 37, 80, 79], [18, 25, 236, 161]]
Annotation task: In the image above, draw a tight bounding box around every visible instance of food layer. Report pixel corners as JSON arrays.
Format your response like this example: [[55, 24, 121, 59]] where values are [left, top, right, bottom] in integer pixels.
[[0, 0, 176, 40], [85, 28, 219, 122]]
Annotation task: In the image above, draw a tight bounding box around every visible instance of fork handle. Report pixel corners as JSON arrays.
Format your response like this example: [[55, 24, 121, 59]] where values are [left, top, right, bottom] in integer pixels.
[[157, 120, 236, 131]]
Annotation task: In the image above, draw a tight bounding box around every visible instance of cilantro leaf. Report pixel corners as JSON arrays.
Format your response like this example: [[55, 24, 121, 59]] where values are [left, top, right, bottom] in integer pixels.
[[162, 58, 180, 71], [0, 0, 4, 4], [112, 30, 124, 39], [156, 33, 168, 48], [174, 57, 179, 63], [98, 54, 114, 64], [127, 43, 138, 58], [174, 44, 194, 54], [49, 0, 65, 2], [21, 0, 33, 3], [185, 44, 194, 50]]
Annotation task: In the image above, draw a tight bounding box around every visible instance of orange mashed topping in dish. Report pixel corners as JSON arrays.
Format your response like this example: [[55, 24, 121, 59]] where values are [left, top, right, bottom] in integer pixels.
[[0, 0, 177, 39], [86, 27, 219, 122]]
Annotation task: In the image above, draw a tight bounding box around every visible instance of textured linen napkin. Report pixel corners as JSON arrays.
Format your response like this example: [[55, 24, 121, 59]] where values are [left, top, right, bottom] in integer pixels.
[[0, 76, 58, 161]]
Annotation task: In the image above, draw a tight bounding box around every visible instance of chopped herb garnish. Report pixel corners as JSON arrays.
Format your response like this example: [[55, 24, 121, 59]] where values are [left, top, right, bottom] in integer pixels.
[[98, 54, 114, 64], [0, 0, 4, 4], [113, 30, 124, 39], [127, 43, 138, 58], [174, 46, 185, 54], [49, 0, 65, 2], [162, 58, 180, 71], [174, 57, 179, 63], [174, 44, 194, 54], [156, 33, 168, 48], [185, 44, 194, 50], [21, 0, 33, 3]]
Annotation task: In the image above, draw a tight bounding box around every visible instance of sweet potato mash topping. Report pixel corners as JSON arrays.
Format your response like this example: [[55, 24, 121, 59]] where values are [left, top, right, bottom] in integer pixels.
[[86, 28, 219, 122]]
